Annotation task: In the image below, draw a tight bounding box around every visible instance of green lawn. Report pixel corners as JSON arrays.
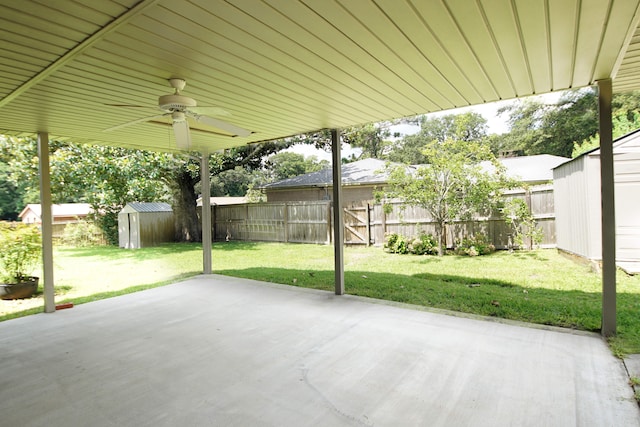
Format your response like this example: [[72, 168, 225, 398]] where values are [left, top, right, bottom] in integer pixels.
[[2, 242, 639, 356]]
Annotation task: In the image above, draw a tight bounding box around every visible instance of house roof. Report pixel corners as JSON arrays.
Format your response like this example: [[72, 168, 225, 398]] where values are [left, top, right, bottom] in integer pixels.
[[263, 158, 390, 189], [18, 203, 93, 220], [196, 197, 247, 206], [120, 202, 172, 213], [1, 1, 640, 153], [498, 154, 571, 183], [265, 155, 569, 190]]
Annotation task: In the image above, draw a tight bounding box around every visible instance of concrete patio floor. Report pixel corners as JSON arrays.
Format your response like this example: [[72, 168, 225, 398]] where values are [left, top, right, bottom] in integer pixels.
[[1, 275, 638, 427]]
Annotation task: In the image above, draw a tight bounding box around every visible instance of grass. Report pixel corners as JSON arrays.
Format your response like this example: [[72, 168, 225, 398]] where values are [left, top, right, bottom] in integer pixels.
[[0, 243, 203, 320], [2, 241, 639, 355]]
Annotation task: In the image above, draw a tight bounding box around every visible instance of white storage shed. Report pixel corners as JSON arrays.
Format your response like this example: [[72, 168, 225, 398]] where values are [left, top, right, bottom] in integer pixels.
[[553, 130, 640, 273], [118, 202, 174, 249]]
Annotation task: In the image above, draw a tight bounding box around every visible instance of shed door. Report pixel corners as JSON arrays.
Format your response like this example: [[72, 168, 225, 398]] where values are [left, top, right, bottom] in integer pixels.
[[616, 152, 640, 262], [129, 213, 140, 249]]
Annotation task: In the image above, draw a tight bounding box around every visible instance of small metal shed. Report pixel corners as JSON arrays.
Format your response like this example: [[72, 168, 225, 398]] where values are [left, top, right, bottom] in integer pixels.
[[553, 129, 640, 273], [118, 202, 174, 249]]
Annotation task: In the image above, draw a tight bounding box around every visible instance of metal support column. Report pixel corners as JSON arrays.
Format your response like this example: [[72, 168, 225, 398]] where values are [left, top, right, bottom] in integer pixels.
[[201, 150, 212, 274], [598, 79, 616, 336], [331, 129, 345, 295], [37, 132, 55, 313]]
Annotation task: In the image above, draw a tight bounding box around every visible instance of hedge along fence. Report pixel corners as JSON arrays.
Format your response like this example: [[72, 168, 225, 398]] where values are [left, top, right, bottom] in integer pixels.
[[207, 184, 555, 248]]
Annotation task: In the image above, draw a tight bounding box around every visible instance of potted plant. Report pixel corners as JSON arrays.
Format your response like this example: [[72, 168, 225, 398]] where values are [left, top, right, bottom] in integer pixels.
[[0, 222, 42, 300]]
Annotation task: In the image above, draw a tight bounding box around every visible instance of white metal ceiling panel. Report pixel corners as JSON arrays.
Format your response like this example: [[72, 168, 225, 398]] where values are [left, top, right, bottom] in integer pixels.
[[0, 0, 639, 153]]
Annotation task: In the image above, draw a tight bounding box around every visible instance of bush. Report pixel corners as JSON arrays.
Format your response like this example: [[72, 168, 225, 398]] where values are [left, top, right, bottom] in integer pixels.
[[385, 232, 439, 255], [0, 222, 42, 283], [61, 219, 104, 247], [410, 232, 439, 255], [455, 234, 495, 257], [384, 233, 410, 254], [502, 198, 544, 250]]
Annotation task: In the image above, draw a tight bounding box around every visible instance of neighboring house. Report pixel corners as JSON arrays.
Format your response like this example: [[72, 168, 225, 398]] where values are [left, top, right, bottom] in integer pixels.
[[496, 154, 571, 185], [118, 202, 174, 249], [262, 158, 390, 203], [196, 196, 248, 206], [264, 155, 569, 203], [553, 129, 640, 274], [19, 203, 93, 225]]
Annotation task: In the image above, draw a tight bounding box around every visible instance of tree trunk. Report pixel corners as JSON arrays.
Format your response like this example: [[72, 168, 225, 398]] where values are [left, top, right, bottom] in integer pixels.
[[437, 222, 446, 256], [172, 170, 201, 242]]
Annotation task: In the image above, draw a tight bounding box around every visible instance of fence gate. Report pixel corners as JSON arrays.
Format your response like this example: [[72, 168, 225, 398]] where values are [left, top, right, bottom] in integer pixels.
[[344, 203, 372, 245]]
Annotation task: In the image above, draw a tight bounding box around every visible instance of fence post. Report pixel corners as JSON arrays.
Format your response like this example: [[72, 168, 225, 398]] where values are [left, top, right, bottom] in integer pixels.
[[283, 202, 289, 243], [380, 204, 386, 243], [244, 203, 249, 241], [327, 201, 332, 244], [212, 204, 216, 242], [366, 203, 371, 246]]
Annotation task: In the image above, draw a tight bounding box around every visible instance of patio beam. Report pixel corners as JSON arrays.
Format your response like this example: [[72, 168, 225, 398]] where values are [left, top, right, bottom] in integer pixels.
[[201, 149, 212, 274], [331, 129, 345, 295], [37, 132, 55, 313], [598, 79, 616, 336]]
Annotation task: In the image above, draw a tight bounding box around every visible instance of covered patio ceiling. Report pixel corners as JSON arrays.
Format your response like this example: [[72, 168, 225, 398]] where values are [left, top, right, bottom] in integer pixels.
[[2, 0, 640, 153]]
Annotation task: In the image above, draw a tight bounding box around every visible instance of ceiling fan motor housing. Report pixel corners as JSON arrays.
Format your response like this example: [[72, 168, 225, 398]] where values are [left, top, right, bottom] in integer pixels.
[[158, 94, 197, 111]]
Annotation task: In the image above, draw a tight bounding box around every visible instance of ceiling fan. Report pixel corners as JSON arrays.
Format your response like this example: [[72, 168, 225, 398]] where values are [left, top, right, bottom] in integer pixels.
[[105, 78, 252, 149]]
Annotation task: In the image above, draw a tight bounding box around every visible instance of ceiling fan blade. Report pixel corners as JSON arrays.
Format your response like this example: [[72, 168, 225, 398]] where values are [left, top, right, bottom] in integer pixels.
[[173, 119, 191, 150], [191, 113, 251, 137], [105, 114, 166, 132], [189, 106, 231, 116], [105, 104, 155, 108]]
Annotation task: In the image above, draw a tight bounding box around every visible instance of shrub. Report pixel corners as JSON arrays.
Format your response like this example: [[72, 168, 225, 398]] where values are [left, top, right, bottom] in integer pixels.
[[384, 233, 410, 254], [61, 219, 104, 247], [385, 232, 439, 255], [0, 222, 42, 283], [455, 234, 495, 257], [410, 232, 439, 255], [502, 198, 544, 250]]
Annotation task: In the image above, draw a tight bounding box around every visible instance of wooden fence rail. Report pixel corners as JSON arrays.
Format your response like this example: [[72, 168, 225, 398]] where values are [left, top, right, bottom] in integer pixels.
[[209, 185, 555, 248]]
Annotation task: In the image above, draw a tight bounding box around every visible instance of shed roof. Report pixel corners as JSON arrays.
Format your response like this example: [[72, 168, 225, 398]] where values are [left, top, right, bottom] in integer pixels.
[[554, 128, 640, 169], [120, 202, 172, 214], [1, 1, 640, 153]]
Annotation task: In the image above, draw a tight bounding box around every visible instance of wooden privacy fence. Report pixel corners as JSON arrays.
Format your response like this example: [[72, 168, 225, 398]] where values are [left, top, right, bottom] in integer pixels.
[[210, 184, 556, 248], [213, 201, 332, 244]]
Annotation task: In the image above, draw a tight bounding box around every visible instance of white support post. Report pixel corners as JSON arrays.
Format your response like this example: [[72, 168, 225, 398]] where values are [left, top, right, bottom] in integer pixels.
[[331, 129, 345, 295], [37, 132, 55, 313], [598, 79, 616, 336], [201, 150, 212, 274]]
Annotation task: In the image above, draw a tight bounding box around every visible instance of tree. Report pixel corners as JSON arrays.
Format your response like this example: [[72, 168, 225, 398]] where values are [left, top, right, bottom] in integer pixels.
[[388, 112, 488, 164], [265, 152, 329, 181], [572, 110, 640, 157], [492, 88, 601, 157], [381, 138, 510, 255], [342, 122, 396, 159]]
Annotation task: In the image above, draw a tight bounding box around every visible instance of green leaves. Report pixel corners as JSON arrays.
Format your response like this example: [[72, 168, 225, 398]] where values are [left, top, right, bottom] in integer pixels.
[[382, 138, 509, 255], [0, 222, 42, 283]]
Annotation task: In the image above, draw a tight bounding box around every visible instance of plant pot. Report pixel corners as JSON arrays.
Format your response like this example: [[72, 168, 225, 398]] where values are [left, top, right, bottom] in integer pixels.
[[0, 277, 39, 300]]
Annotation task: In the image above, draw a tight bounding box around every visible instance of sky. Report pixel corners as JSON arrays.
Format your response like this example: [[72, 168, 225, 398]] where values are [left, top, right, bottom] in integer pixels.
[[285, 92, 566, 161]]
